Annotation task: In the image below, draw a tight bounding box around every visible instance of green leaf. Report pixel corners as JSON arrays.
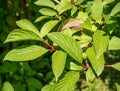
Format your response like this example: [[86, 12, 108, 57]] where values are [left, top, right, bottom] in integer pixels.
[[39, 8, 57, 16], [53, 71, 79, 91], [110, 2, 120, 16], [34, 16, 50, 23], [93, 30, 109, 58], [108, 36, 120, 50], [81, 18, 92, 30], [48, 32, 83, 63], [52, 51, 67, 81], [34, 0, 55, 8], [76, 11, 88, 21], [16, 19, 40, 36], [103, 0, 115, 5], [86, 67, 95, 83], [75, 0, 84, 5], [69, 62, 83, 71], [4, 29, 41, 43], [71, 6, 77, 16], [56, 0, 72, 14], [27, 77, 42, 89], [2, 82, 14, 91], [86, 47, 105, 76], [40, 20, 59, 37], [111, 62, 120, 71], [42, 85, 55, 91], [4, 45, 48, 61], [91, 0, 103, 23]]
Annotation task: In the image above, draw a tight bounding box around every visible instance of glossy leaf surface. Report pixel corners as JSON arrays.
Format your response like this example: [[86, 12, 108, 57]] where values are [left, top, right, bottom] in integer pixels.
[[4, 29, 41, 43], [40, 20, 59, 37], [86, 47, 104, 76], [108, 36, 120, 50], [48, 32, 83, 63], [16, 19, 40, 36], [52, 51, 67, 81], [4, 45, 48, 61], [93, 30, 109, 58], [53, 71, 79, 91]]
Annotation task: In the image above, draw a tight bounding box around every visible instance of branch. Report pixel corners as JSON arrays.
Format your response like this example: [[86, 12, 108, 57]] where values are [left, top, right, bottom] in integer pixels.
[[42, 39, 56, 52], [71, 0, 75, 5]]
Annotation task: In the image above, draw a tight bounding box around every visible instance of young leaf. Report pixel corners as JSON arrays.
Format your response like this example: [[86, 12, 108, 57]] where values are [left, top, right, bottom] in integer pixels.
[[4, 29, 41, 43], [48, 32, 83, 63], [86, 67, 95, 83], [2, 82, 14, 91], [34, 0, 55, 8], [110, 2, 120, 16], [93, 30, 109, 58], [91, 0, 103, 23], [52, 51, 67, 81], [56, 0, 72, 14], [86, 47, 105, 76], [39, 8, 57, 16], [53, 71, 79, 91], [40, 20, 59, 37], [34, 16, 50, 23], [111, 62, 120, 71], [16, 19, 40, 36], [108, 36, 120, 50], [4, 45, 48, 61]]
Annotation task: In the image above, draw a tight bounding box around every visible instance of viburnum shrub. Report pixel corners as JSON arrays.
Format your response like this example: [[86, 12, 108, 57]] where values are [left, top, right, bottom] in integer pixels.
[[3, 0, 120, 90]]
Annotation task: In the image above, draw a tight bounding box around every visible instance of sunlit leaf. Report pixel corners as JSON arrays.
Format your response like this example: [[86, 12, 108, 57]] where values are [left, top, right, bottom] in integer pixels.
[[40, 20, 59, 37], [48, 32, 83, 63], [16, 19, 40, 36], [75, 0, 84, 5], [91, 0, 103, 23], [81, 18, 92, 30], [56, 0, 72, 14], [108, 36, 120, 50], [103, 0, 115, 5], [71, 6, 77, 16], [4, 45, 48, 61], [4, 29, 41, 43], [2, 82, 14, 91], [111, 62, 120, 71], [39, 8, 57, 16], [52, 51, 67, 81], [41, 85, 55, 91], [110, 2, 120, 16], [34, 0, 55, 8], [86, 67, 95, 83], [34, 16, 50, 23], [69, 62, 83, 71], [93, 30, 109, 58], [53, 71, 79, 91], [76, 11, 88, 21], [86, 47, 105, 76]]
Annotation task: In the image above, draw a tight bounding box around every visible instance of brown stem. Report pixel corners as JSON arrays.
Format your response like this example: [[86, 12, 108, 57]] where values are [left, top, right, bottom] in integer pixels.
[[71, 0, 75, 5], [104, 64, 111, 68], [42, 39, 56, 52], [82, 43, 93, 50]]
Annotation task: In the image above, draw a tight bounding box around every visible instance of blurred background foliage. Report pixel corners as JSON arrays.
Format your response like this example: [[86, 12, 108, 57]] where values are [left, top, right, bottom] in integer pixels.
[[0, 0, 120, 91]]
